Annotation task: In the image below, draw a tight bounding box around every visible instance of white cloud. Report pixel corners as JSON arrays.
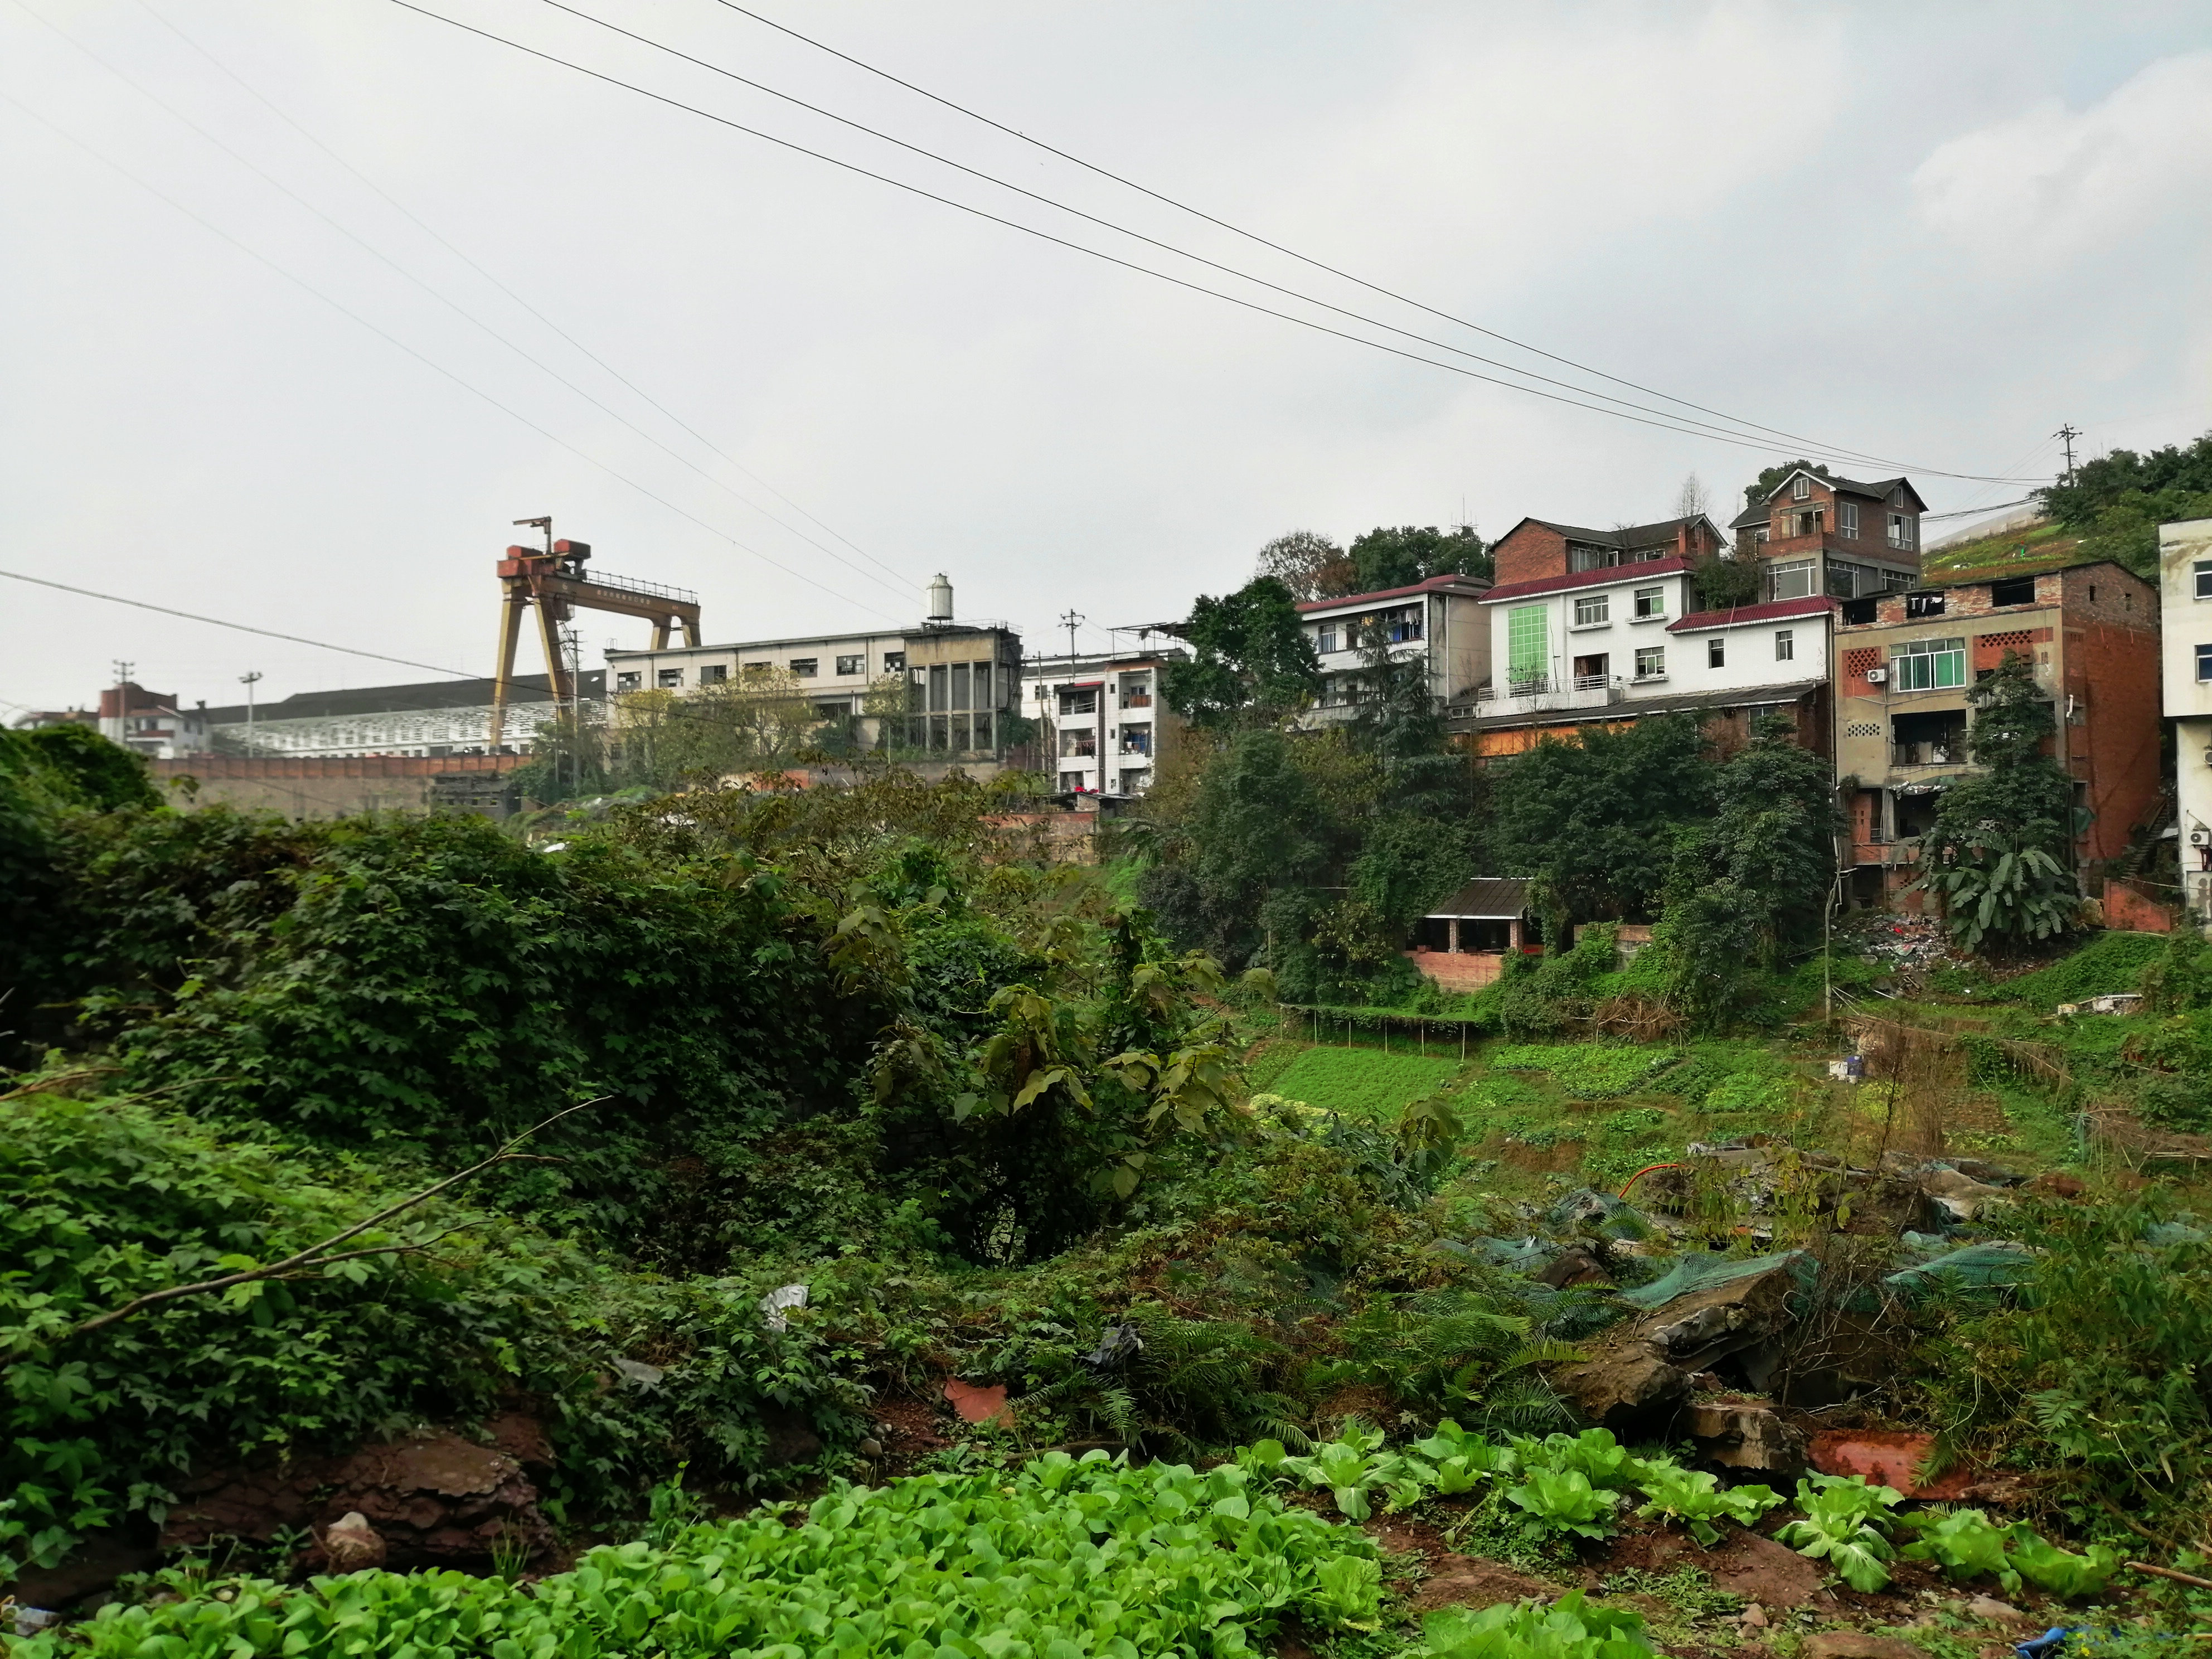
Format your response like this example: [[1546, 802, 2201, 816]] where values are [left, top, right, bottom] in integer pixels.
[[1913, 51, 2212, 255]]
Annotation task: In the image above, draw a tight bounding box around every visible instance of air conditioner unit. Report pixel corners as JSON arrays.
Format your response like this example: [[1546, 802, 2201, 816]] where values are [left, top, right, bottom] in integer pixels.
[[1864, 667, 1888, 684], [2192, 828, 2212, 848]]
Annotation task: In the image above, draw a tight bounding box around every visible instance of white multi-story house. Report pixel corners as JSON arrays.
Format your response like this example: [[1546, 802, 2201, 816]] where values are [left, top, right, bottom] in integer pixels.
[[1456, 555, 1834, 755], [1021, 649, 1187, 795], [96, 680, 211, 759], [2159, 516, 2212, 924], [1294, 574, 1493, 721]]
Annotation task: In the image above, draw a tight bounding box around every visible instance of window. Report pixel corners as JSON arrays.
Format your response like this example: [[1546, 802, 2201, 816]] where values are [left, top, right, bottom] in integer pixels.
[[1059, 687, 1098, 716], [1633, 585, 1665, 619], [1792, 473, 1811, 501], [835, 653, 865, 675], [882, 652, 905, 672], [1891, 486, 1908, 507], [1571, 652, 1608, 686], [1316, 627, 1340, 654], [1774, 629, 1795, 662], [616, 671, 641, 691], [949, 663, 971, 710], [1120, 724, 1152, 755], [1508, 604, 1550, 687], [1119, 768, 1152, 793], [1118, 672, 1151, 706], [744, 660, 770, 671], [1569, 544, 1619, 572], [1905, 591, 1946, 619], [1385, 605, 1424, 643], [2196, 561, 2212, 600], [1059, 729, 1097, 757], [1991, 576, 2035, 607], [1753, 526, 1770, 545], [1838, 501, 1860, 536], [1634, 646, 1666, 680], [789, 657, 819, 677], [1707, 637, 1726, 669], [2198, 645, 2212, 682], [656, 668, 683, 688], [1574, 593, 1609, 625], [1887, 512, 1915, 550], [699, 663, 727, 685], [1765, 559, 1816, 601], [2089, 585, 2099, 601], [1826, 563, 1857, 599], [1058, 771, 1086, 792], [1891, 637, 1966, 691], [973, 662, 992, 706]]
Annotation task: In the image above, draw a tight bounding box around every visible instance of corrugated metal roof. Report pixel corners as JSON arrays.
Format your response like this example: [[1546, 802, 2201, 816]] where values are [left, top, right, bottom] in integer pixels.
[[1425, 877, 1532, 920], [1666, 596, 1839, 633]]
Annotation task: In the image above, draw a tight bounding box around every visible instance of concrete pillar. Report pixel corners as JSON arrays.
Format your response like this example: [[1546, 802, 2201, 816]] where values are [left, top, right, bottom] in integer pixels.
[[1508, 918, 1524, 952], [1447, 918, 1460, 954]]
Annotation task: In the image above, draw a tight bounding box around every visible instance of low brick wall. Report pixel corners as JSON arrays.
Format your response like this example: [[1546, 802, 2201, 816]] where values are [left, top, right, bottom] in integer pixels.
[[2102, 878, 2175, 934], [1406, 948, 1506, 989]]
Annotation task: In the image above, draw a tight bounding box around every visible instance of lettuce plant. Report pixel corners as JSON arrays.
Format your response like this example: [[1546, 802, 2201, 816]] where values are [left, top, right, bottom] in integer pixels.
[[1632, 1465, 1781, 1546], [1506, 1467, 1620, 1541], [1775, 1474, 1904, 1592]]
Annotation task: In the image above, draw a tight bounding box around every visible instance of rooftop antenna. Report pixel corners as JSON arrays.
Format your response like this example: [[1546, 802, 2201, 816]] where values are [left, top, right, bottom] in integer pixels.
[[112, 658, 134, 686]]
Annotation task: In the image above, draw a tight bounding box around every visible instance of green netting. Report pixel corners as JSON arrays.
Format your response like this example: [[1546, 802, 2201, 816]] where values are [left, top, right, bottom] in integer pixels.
[[1883, 1241, 2036, 1298], [1614, 1249, 1815, 1311]]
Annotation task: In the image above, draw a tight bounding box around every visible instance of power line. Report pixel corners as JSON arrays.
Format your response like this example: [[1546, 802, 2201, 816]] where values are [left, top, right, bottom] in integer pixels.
[[0, 567, 479, 678], [527, 0, 1935, 475], [132, 0, 913, 594], [388, 1, 2037, 474], [702, 0, 2054, 486], [0, 86, 908, 625], [12, 0, 914, 606]]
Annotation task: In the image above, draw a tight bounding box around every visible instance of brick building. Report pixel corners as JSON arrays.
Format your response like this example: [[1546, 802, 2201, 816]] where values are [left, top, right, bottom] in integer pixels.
[[1834, 556, 2162, 904], [1489, 513, 1729, 588], [1728, 468, 1928, 600]]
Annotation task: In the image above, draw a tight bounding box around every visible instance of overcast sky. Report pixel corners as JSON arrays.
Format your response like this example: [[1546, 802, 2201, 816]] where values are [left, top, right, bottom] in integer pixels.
[[4, 0, 2210, 714]]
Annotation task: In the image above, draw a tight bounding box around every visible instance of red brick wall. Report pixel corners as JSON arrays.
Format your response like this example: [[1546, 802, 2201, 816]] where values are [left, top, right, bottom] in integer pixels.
[[2067, 615, 2164, 867], [1972, 626, 2053, 673], [2103, 879, 2175, 934], [1491, 522, 1569, 586], [1406, 948, 1505, 989]]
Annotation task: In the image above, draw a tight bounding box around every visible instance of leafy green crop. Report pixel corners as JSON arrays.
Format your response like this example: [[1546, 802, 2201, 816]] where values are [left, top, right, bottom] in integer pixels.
[[2009, 1531, 2121, 1599], [1408, 1419, 1511, 1496], [1632, 1466, 1780, 1545], [1900, 1507, 2025, 1594], [1510, 1428, 1648, 1492], [27, 1452, 1380, 1658], [1774, 1474, 1903, 1592], [1420, 1590, 1653, 1659], [1505, 1467, 1619, 1541], [1249, 1420, 1408, 1520], [1485, 1045, 1681, 1098]]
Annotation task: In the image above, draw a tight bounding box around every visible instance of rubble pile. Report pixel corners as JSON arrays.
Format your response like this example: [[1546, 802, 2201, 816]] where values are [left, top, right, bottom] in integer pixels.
[[1451, 1140, 2041, 1476]]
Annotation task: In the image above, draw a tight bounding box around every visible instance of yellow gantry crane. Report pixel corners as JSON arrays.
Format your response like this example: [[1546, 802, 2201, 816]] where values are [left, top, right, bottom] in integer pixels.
[[487, 517, 704, 749]]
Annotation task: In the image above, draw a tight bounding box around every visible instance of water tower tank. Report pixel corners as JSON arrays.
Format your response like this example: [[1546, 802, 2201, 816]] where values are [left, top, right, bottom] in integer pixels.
[[925, 573, 954, 623]]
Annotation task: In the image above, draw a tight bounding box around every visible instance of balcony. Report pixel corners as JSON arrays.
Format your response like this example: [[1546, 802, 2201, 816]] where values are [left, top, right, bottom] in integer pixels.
[[1468, 676, 1628, 718], [1891, 743, 1964, 769], [1120, 692, 1152, 709]]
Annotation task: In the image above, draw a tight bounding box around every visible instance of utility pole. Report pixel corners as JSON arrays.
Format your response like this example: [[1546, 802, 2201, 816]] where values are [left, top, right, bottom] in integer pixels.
[[239, 671, 263, 750], [2055, 423, 2080, 483], [112, 659, 134, 687]]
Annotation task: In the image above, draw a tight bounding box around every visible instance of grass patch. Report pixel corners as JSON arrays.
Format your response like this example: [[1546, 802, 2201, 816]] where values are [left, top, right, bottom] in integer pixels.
[[1485, 1044, 1681, 1097], [1267, 1045, 1463, 1122], [1989, 932, 2170, 1009]]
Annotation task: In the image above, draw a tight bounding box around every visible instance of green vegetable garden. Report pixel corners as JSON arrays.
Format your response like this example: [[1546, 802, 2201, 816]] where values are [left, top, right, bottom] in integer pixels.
[[4, 716, 2211, 1656]]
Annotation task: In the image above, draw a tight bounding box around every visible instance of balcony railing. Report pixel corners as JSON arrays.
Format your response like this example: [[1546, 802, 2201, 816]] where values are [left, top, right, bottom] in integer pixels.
[[1467, 676, 1628, 717], [1120, 692, 1153, 708], [1892, 743, 1964, 768]]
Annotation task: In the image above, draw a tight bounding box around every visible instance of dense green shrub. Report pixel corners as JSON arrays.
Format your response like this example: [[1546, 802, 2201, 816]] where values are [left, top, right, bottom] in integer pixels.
[[0, 1089, 863, 1587]]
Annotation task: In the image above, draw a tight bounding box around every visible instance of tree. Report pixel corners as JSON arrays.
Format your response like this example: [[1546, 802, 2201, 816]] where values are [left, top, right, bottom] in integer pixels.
[[1255, 529, 1352, 601], [1490, 716, 1714, 933], [1676, 473, 1711, 522], [2040, 430, 2212, 529], [1666, 715, 1838, 971], [1345, 523, 1490, 593], [1161, 577, 1321, 731], [1906, 652, 2080, 955], [1692, 554, 1760, 609]]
